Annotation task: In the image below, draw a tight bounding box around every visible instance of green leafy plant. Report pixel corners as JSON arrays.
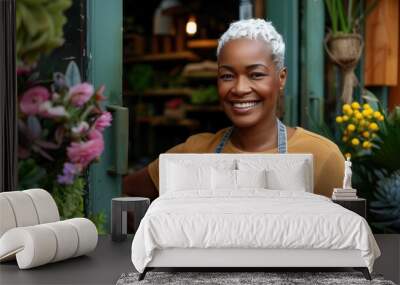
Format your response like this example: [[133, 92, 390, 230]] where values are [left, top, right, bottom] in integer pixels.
[[18, 159, 46, 189], [325, 0, 379, 35], [190, 86, 219, 105], [16, 0, 72, 66], [127, 64, 154, 93], [52, 177, 85, 219], [369, 170, 400, 233], [312, 94, 400, 233]]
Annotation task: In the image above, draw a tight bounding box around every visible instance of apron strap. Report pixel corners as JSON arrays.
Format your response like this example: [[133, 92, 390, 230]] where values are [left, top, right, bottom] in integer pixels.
[[215, 127, 233, 154], [277, 118, 288, 154], [214, 118, 288, 154]]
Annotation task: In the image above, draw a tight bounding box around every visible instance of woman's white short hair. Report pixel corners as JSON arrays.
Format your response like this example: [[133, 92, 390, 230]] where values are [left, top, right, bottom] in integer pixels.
[[217, 19, 285, 70]]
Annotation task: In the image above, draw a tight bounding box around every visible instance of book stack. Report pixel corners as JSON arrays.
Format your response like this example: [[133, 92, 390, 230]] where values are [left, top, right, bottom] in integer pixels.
[[332, 188, 358, 200]]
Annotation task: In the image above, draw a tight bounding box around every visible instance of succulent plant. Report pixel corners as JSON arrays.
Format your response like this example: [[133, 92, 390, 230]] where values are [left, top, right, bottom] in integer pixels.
[[370, 170, 400, 233], [16, 0, 72, 67]]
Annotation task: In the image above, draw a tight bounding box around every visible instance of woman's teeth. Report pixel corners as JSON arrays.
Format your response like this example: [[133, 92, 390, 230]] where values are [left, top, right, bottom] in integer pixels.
[[232, 101, 260, 109]]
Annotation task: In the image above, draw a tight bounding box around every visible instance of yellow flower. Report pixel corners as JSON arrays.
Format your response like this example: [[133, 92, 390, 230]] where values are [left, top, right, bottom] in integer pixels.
[[343, 104, 352, 112], [351, 138, 360, 146], [342, 115, 349, 122], [363, 103, 371, 110], [355, 112, 363, 120], [378, 115, 384, 121], [344, 153, 351, 159], [359, 119, 366, 126], [362, 109, 373, 118], [351, 102, 361, 110], [362, 131, 370, 138], [347, 124, 356, 132], [362, 141, 371, 149], [369, 122, 379, 131], [373, 111, 381, 119], [336, 116, 343, 123], [345, 108, 354, 116]]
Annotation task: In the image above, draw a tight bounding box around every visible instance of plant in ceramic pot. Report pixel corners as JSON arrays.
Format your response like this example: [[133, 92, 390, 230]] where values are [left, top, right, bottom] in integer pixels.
[[324, 0, 379, 103]]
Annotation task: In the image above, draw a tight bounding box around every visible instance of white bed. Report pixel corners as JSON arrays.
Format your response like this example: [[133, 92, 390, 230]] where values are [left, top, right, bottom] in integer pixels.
[[131, 154, 381, 280]]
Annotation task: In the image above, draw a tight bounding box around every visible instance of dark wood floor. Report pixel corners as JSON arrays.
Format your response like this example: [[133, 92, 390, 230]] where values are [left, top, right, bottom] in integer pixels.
[[0, 235, 398, 285]]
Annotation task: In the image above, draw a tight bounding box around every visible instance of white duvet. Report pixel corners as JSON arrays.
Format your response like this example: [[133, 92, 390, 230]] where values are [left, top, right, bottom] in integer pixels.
[[131, 190, 380, 273]]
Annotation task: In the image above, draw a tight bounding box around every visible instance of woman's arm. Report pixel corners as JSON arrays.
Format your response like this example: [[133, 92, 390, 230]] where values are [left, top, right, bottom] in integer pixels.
[[122, 167, 159, 200]]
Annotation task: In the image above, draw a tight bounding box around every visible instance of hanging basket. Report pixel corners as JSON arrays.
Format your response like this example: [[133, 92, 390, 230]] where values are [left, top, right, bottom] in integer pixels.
[[324, 33, 364, 103]]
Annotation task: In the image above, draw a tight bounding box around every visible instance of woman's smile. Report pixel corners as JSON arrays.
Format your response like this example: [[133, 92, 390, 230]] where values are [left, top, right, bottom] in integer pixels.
[[229, 100, 263, 114]]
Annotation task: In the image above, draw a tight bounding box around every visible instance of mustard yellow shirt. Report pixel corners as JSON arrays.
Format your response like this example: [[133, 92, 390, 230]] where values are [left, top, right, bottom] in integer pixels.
[[148, 127, 345, 197]]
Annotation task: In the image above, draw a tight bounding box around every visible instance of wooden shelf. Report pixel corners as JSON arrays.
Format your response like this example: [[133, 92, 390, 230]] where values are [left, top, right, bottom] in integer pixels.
[[124, 51, 200, 63], [124, 88, 193, 97], [183, 71, 217, 80], [137, 115, 200, 128], [187, 39, 218, 49], [184, 104, 222, 112]]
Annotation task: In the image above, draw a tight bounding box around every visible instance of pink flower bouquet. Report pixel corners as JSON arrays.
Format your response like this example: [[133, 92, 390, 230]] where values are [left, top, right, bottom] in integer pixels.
[[18, 61, 112, 186]]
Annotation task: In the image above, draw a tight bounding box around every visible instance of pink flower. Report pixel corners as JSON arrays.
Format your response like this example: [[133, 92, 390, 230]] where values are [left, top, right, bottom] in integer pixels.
[[67, 135, 104, 168], [39, 102, 69, 118], [20, 86, 50, 115], [88, 129, 102, 140], [69, 83, 94, 107], [94, 112, 112, 131], [71, 121, 89, 135]]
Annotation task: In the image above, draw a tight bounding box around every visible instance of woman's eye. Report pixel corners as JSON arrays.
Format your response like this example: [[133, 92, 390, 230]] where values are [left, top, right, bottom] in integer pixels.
[[219, 74, 234, 81], [250, 72, 266, 80]]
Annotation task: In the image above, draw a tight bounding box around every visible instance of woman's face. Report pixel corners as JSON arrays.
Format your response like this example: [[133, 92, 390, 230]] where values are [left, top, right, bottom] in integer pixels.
[[217, 38, 287, 128]]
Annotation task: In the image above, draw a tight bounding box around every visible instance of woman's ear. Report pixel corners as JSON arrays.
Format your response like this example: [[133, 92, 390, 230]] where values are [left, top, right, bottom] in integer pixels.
[[278, 67, 287, 90]]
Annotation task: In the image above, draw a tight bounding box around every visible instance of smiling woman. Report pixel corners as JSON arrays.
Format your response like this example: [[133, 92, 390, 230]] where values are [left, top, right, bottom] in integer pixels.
[[123, 19, 345, 199]]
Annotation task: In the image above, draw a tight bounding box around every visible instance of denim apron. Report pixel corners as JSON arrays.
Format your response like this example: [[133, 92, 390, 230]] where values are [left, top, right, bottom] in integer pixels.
[[214, 118, 288, 154]]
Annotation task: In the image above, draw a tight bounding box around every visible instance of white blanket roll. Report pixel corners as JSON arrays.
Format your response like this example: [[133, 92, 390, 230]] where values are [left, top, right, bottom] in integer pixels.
[[0, 191, 40, 227], [24, 188, 60, 224], [0, 218, 98, 269], [0, 189, 60, 238], [0, 196, 17, 237]]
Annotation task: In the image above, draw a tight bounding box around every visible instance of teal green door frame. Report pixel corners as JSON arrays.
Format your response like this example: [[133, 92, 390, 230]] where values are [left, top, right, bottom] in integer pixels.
[[266, 0, 300, 126], [300, 0, 325, 129], [267, 0, 325, 128], [86, 0, 124, 232]]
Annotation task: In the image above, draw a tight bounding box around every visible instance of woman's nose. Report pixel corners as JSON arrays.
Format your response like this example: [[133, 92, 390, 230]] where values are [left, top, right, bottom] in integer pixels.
[[232, 75, 252, 96]]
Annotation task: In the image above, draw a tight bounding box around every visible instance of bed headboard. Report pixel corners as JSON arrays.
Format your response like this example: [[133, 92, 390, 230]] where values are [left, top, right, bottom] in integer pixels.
[[159, 153, 314, 195]]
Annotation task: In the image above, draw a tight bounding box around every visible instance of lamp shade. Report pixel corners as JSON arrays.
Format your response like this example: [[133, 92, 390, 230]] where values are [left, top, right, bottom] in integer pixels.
[[153, 0, 181, 35]]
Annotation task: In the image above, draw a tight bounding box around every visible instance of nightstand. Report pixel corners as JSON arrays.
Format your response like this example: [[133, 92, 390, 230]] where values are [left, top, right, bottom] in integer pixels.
[[332, 198, 366, 219]]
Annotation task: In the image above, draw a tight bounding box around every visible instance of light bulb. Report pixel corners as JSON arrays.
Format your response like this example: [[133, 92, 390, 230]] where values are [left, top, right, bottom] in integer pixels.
[[186, 17, 197, 35]]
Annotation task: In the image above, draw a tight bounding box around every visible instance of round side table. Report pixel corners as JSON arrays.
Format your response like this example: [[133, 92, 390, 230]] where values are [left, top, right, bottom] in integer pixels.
[[111, 197, 150, 242]]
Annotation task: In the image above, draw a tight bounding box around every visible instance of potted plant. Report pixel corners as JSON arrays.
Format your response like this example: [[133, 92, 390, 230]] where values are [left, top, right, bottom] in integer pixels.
[[316, 92, 400, 233], [324, 0, 379, 103]]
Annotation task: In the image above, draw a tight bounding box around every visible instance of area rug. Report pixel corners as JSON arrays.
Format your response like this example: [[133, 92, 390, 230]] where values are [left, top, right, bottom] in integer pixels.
[[116, 271, 396, 285]]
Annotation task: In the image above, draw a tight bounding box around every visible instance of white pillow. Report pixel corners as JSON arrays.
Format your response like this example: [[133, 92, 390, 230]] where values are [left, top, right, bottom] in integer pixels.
[[167, 162, 211, 191], [237, 169, 267, 188], [212, 168, 237, 190], [212, 169, 267, 190], [266, 162, 307, 191]]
